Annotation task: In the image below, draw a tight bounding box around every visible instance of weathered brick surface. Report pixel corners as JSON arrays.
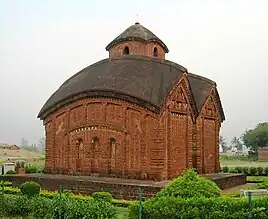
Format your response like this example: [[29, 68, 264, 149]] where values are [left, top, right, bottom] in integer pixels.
[[43, 75, 221, 180], [109, 41, 166, 59]]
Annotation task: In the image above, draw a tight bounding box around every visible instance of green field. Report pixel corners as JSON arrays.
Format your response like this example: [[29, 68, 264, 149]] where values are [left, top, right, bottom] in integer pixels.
[[220, 160, 268, 167]]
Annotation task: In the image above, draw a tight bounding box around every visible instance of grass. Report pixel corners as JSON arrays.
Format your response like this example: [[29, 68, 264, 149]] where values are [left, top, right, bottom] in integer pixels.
[[220, 160, 268, 167]]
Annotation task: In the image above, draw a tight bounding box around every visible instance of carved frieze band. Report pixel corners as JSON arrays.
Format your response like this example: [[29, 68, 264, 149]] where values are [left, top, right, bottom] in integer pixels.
[[70, 125, 127, 135]]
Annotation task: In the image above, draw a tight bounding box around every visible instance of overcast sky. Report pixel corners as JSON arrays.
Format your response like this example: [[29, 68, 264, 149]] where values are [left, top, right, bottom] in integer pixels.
[[0, 0, 267, 146]]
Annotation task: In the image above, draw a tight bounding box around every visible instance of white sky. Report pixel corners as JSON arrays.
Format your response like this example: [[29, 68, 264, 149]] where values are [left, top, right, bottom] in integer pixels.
[[0, 0, 268, 145]]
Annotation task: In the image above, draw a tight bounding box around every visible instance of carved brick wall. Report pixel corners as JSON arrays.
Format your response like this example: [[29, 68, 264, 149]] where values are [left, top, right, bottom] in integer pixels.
[[44, 97, 168, 180], [108, 41, 166, 59], [196, 94, 221, 174], [43, 81, 221, 180]]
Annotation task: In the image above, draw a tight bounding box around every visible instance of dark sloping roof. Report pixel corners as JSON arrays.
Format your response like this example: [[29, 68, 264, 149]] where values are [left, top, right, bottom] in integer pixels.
[[38, 56, 186, 119], [106, 22, 169, 52], [188, 73, 225, 121], [187, 73, 216, 111]]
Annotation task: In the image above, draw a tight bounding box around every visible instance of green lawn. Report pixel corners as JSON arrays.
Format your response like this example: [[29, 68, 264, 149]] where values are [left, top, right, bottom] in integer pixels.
[[220, 160, 268, 167]]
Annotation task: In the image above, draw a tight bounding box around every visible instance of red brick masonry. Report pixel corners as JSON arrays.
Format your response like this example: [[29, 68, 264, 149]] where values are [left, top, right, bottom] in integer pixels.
[[0, 173, 246, 200]]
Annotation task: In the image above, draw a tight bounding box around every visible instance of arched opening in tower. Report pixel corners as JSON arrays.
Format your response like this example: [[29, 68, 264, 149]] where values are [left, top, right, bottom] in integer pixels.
[[123, 46, 129, 55], [153, 47, 158, 57]]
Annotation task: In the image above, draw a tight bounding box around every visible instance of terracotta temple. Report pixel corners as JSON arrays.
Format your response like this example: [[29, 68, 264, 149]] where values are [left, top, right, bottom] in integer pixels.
[[38, 22, 225, 181]]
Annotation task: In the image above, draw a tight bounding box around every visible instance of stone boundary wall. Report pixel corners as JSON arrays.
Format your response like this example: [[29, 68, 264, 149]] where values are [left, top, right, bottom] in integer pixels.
[[0, 173, 246, 200]]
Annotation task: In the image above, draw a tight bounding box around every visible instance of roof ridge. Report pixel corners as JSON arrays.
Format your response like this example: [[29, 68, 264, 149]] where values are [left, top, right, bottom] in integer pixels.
[[188, 72, 216, 86]]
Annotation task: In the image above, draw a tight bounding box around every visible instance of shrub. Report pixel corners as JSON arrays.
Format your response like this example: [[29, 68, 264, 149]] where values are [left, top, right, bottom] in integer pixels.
[[20, 181, 41, 197], [155, 169, 221, 199], [234, 166, 243, 173], [129, 197, 268, 219], [0, 181, 12, 187], [0, 194, 117, 219], [5, 170, 16, 174], [257, 166, 264, 176], [26, 165, 38, 174], [243, 166, 249, 175], [0, 194, 30, 217], [222, 166, 229, 173], [254, 179, 268, 189], [229, 168, 238, 173], [264, 167, 268, 176], [249, 167, 257, 176], [92, 191, 113, 202]]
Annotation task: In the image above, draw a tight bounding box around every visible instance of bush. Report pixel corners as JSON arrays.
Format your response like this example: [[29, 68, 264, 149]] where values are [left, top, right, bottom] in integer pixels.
[[5, 170, 16, 175], [0, 194, 117, 219], [257, 167, 264, 176], [129, 197, 268, 219], [243, 166, 249, 175], [222, 166, 229, 173], [229, 168, 238, 173], [26, 165, 38, 174], [92, 191, 113, 202], [155, 169, 221, 199], [264, 167, 268, 176], [20, 181, 41, 197], [249, 167, 257, 176], [234, 166, 243, 173]]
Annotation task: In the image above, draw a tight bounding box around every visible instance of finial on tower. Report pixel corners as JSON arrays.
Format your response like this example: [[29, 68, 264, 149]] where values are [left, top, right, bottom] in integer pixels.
[[135, 14, 139, 25]]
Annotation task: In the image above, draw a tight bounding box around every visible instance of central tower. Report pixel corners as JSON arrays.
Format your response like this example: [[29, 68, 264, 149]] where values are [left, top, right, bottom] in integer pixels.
[[106, 22, 169, 59]]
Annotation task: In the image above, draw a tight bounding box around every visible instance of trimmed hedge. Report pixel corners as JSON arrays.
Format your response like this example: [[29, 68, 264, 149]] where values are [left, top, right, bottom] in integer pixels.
[[0, 194, 117, 219], [2, 185, 136, 207], [222, 166, 268, 176], [129, 197, 268, 219]]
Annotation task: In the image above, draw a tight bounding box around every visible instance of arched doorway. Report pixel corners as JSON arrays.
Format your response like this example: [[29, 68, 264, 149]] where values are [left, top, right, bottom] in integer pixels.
[[76, 138, 83, 172], [108, 137, 116, 174], [91, 137, 99, 173]]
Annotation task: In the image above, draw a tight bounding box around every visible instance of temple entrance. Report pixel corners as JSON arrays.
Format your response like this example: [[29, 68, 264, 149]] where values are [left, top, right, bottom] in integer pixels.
[[76, 138, 83, 172], [108, 137, 116, 175]]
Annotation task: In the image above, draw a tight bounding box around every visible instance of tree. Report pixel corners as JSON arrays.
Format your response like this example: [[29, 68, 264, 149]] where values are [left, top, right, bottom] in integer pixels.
[[20, 138, 29, 149], [38, 137, 45, 153], [219, 136, 228, 152], [242, 122, 268, 152], [231, 136, 243, 152]]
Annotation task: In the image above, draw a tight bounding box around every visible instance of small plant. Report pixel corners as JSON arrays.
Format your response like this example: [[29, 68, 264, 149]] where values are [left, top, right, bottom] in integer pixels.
[[222, 166, 229, 173], [234, 166, 243, 173], [243, 167, 249, 175], [6, 170, 16, 174], [26, 165, 38, 174], [257, 167, 264, 176], [20, 181, 41, 197], [229, 168, 238, 173], [249, 167, 257, 176], [264, 167, 268, 176], [15, 162, 21, 169], [21, 162, 25, 168], [92, 192, 113, 203]]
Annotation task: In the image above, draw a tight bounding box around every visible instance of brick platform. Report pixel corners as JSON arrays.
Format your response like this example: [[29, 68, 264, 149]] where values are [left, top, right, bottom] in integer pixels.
[[0, 173, 246, 200]]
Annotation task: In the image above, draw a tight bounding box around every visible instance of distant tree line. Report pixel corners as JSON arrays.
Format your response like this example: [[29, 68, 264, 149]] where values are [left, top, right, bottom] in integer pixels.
[[20, 137, 45, 153], [220, 122, 268, 153]]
